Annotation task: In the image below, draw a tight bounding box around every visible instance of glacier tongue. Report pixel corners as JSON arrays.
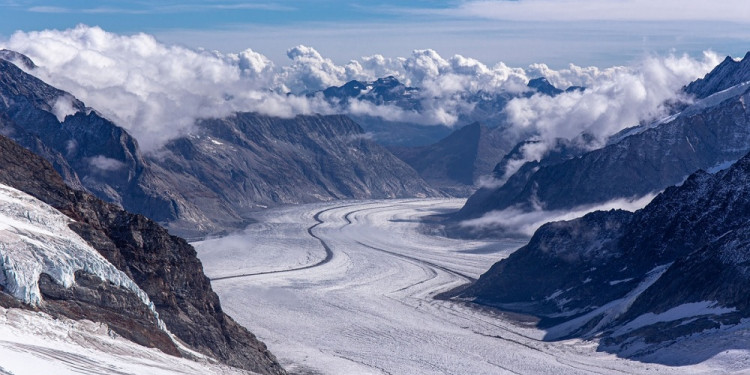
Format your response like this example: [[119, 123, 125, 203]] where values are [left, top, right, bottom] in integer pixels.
[[0, 183, 156, 315]]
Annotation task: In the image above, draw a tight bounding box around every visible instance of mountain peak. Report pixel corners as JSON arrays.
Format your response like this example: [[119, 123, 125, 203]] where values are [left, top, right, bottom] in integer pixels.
[[0, 49, 36, 70], [527, 77, 563, 96], [373, 75, 402, 87], [684, 51, 750, 99]]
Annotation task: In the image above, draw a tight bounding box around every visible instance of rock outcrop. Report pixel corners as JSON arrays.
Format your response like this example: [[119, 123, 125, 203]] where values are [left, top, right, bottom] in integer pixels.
[[0, 134, 285, 374]]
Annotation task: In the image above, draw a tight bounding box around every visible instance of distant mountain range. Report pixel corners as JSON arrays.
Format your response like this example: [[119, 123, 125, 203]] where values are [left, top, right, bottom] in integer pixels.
[[315, 74, 577, 147], [375, 77, 579, 194], [388, 122, 516, 196]]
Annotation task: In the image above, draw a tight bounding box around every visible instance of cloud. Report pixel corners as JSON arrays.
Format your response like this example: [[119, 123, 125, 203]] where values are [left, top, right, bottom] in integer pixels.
[[498, 51, 721, 178], [51, 95, 78, 122], [0, 25, 722, 154], [1, 25, 336, 151], [88, 155, 126, 171], [27, 6, 69, 13], [460, 194, 657, 237], [448, 0, 750, 23], [27, 2, 294, 14]]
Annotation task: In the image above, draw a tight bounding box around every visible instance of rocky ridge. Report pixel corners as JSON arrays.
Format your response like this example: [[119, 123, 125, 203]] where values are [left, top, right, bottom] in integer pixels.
[[457, 53, 750, 223], [148, 112, 439, 236], [456, 150, 750, 359]]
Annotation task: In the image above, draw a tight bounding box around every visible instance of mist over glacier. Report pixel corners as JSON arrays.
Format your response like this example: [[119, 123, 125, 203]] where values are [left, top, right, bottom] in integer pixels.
[[1, 25, 720, 154]]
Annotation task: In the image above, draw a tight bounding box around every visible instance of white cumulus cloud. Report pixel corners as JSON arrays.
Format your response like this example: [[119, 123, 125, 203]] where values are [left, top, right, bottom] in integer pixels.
[[0, 25, 722, 155], [498, 51, 721, 178]]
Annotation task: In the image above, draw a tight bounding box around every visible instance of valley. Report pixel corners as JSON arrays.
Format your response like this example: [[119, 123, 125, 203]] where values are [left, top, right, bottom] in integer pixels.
[[194, 199, 736, 375], [0, 15, 748, 374]]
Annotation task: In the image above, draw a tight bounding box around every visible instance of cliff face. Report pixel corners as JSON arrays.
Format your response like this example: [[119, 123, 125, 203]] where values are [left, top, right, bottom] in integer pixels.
[[150, 112, 440, 236], [389, 122, 516, 196], [458, 151, 750, 359], [0, 134, 285, 374]]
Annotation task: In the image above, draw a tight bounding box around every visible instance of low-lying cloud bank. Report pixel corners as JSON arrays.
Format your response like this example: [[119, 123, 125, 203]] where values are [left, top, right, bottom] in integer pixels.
[[1, 25, 721, 152], [460, 194, 657, 237], [500, 52, 720, 178]]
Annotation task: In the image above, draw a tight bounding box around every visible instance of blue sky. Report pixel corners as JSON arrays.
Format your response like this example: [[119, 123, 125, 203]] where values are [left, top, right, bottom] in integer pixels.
[[2, 0, 750, 67]]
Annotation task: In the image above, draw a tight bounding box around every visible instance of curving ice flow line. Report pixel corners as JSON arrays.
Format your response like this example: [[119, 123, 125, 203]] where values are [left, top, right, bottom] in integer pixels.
[[210, 204, 354, 281], [342, 207, 475, 282]]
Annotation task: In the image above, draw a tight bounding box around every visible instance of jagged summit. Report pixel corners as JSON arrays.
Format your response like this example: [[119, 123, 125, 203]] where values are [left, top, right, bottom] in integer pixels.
[[527, 77, 563, 96], [0, 49, 36, 69], [684, 51, 750, 99], [320, 75, 420, 108]]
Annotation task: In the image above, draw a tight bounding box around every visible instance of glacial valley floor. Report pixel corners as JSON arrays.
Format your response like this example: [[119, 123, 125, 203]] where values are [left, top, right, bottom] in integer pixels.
[[194, 199, 748, 375]]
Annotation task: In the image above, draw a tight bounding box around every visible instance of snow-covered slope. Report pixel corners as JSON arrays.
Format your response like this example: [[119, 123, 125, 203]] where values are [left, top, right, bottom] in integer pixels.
[[0, 306, 254, 375]]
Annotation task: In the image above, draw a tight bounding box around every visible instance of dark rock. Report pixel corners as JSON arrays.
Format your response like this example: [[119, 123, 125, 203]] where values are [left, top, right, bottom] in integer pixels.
[[389, 122, 516, 196], [684, 52, 750, 99], [527, 77, 563, 96], [38, 271, 179, 356], [457, 149, 750, 360]]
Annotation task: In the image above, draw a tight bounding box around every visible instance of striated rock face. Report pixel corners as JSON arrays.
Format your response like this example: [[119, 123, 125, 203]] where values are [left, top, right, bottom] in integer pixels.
[[457, 70, 750, 221], [684, 52, 750, 99], [389, 122, 516, 196], [0, 134, 285, 374], [458, 151, 750, 358], [149, 112, 440, 236]]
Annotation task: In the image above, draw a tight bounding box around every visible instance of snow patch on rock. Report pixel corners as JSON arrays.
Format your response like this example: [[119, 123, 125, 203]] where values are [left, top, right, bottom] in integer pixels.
[[613, 301, 737, 337]]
